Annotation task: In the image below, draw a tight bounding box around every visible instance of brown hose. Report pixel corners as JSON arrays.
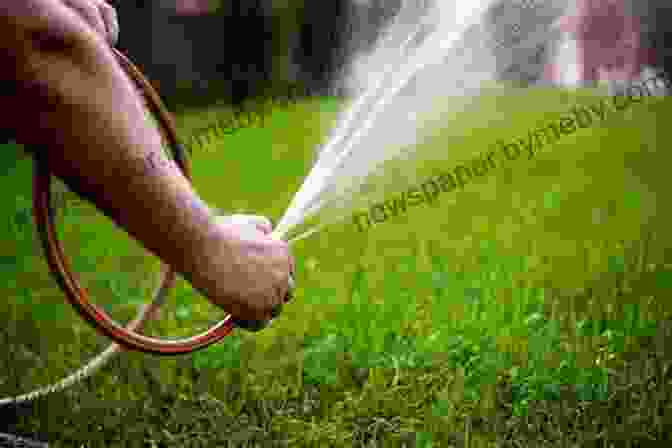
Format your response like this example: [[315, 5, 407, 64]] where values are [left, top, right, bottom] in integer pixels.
[[31, 49, 235, 355]]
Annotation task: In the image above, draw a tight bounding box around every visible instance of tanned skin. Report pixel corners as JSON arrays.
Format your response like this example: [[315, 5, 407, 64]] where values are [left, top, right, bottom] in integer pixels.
[[0, 0, 294, 323]]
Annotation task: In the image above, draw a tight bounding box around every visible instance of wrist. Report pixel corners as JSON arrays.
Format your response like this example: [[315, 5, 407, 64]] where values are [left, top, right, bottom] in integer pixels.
[[183, 209, 241, 298]]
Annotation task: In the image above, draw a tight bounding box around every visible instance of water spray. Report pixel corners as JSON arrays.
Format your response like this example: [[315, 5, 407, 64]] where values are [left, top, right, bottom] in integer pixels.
[[1, 0, 573, 409]]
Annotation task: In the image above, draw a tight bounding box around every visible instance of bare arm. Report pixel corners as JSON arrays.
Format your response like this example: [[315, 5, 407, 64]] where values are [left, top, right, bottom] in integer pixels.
[[0, 0, 292, 322]]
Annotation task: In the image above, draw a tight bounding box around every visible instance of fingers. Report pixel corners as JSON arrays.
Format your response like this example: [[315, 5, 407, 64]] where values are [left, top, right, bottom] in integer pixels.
[[236, 244, 294, 333], [233, 289, 285, 332], [216, 214, 273, 234], [234, 297, 286, 332], [62, 0, 118, 46], [63, 0, 106, 39], [212, 212, 294, 331]]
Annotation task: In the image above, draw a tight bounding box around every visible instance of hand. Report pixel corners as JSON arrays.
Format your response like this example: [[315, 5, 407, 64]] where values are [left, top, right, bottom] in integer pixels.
[[210, 214, 295, 326], [62, 0, 119, 46]]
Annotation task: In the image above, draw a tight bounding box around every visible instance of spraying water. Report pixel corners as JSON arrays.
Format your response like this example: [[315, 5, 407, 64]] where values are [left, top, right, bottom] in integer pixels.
[[272, 0, 570, 243], [1, 0, 575, 408]]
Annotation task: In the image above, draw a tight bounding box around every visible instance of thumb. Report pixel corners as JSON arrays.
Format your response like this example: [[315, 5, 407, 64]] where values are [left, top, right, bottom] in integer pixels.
[[214, 214, 274, 234]]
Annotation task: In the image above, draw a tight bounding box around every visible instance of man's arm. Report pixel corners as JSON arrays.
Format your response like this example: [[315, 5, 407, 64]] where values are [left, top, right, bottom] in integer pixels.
[[0, 0, 292, 322]]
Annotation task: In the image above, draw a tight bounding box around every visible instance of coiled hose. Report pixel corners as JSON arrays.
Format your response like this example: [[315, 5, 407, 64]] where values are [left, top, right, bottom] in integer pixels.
[[0, 48, 235, 407]]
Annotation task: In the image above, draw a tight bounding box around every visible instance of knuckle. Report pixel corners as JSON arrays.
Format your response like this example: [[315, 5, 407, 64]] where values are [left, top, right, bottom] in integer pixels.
[[2, 2, 77, 45]]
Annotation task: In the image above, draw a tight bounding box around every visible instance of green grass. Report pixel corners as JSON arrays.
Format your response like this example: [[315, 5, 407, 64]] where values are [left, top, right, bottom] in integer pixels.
[[1, 87, 671, 447]]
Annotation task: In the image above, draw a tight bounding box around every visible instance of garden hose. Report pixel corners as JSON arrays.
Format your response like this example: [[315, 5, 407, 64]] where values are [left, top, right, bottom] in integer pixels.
[[0, 48, 272, 407], [32, 48, 237, 355]]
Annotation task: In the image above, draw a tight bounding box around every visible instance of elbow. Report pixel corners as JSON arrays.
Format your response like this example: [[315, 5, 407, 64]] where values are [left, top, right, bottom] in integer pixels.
[[1, 0, 102, 79], [0, 1, 107, 143]]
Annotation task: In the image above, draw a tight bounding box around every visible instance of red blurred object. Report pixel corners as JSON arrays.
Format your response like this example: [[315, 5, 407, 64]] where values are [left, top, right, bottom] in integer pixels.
[[174, 0, 213, 16], [545, 0, 657, 84]]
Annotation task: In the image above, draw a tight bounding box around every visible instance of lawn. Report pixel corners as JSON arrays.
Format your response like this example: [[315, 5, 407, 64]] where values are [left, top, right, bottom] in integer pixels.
[[1, 86, 671, 447]]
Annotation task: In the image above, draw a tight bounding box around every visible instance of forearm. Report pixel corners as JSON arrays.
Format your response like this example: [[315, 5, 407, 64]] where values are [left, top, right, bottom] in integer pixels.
[[2, 6, 240, 313]]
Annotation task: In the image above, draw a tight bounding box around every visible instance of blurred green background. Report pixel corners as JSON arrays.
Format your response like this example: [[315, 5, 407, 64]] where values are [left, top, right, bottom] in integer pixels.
[[1, 84, 671, 446]]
